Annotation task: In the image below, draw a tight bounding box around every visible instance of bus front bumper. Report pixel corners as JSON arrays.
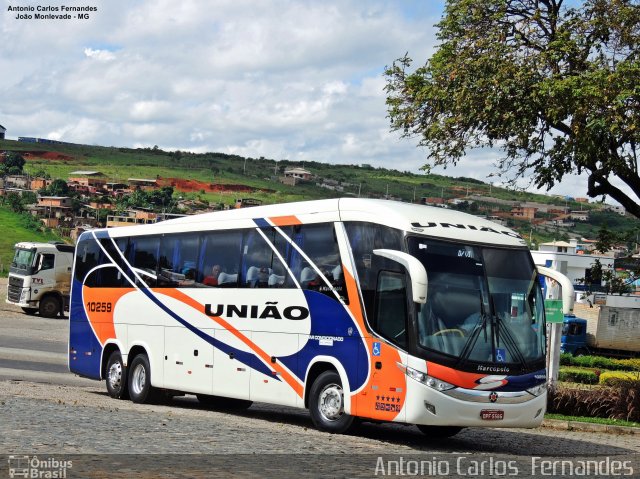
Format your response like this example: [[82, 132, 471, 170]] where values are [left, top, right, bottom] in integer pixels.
[[404, 380, 547, 429]]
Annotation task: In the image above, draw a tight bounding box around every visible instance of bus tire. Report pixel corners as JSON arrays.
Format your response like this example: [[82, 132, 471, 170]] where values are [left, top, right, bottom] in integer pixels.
[[21, 307, 38, 315], [417, 425, 464, 438], [128, 353, 157, 404], [105, 350, 129, 400], [39, 295, 61, 318], [196, 394, 252, 410], [308, 370, 354, 433]]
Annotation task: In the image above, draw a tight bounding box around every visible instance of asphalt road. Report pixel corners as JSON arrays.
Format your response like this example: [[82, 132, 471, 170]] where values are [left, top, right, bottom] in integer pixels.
[[0, 280, 638, 478]]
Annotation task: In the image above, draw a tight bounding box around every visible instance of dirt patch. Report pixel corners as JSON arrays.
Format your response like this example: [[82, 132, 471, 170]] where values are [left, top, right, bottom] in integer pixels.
[[20, 150, 75, 162], [158, 177, 274, 194]]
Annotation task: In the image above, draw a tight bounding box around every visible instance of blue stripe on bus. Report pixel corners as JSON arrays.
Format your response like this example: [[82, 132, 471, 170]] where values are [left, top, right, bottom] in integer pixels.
[[252, 218, 271, 228]]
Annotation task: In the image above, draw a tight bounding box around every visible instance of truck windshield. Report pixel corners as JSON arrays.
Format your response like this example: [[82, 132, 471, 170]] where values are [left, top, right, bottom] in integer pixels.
[[408, 237, 546, 371], [11, 248, 36, 272]]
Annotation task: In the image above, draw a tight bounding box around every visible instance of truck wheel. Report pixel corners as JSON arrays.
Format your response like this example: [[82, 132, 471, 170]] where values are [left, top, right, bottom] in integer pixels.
[[39, 296, 61, 318], [308, 370, 354, 433], [21, 307, 38, 315], [105, 350, 129, 400], [128, 353, 159, 404], [575, 348, 588, 357]]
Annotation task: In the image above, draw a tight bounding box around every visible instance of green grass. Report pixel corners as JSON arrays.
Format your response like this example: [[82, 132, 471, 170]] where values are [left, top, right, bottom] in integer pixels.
[[0, 206, 62, 277], [545, 413, 640, 428]]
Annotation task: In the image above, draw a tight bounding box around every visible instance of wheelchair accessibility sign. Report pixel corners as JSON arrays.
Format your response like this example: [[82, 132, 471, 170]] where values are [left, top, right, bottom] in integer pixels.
[[372, 342, 381, 356], [495, 348, 506, 363]]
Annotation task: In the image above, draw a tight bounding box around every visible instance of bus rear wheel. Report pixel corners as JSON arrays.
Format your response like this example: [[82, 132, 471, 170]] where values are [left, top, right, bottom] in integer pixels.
[[39, 296, 61, 318], [309, 370, 354, 433], [128, 353, 159, 404], [105, 350, 129, 400], [197, 394, 252, 410], [417, 425, 464, 438]]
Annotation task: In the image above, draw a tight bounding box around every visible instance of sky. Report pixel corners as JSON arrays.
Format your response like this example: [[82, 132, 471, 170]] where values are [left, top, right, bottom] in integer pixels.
[[0, 0, 628, 203]]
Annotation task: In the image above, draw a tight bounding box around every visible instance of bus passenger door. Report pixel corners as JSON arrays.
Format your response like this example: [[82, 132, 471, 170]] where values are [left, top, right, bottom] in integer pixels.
[[163, 325, 214, 394], [212, 329, 251, 400], [355, 271, 408, 422]]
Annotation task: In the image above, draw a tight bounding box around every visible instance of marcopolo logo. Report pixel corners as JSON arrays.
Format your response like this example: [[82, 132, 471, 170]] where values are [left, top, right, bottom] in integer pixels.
[[205, 302, 310, 320], [8, 455, 72, 478]]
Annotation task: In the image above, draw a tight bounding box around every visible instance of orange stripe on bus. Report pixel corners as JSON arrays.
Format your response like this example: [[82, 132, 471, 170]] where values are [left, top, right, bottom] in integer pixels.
[[269, 215, 302, 226], [156, 288, 304, 398]]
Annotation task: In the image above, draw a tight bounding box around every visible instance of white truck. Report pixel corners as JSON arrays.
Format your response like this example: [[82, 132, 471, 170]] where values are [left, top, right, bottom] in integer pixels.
[[6, 241, 74, 317]]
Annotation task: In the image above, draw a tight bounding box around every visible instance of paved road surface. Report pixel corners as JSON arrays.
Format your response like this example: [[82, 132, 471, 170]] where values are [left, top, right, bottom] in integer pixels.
[[0, 279, 638, 478]]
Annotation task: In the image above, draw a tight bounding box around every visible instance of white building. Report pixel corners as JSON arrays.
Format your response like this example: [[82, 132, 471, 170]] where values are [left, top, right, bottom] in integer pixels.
[[531, 248, 614, 286]]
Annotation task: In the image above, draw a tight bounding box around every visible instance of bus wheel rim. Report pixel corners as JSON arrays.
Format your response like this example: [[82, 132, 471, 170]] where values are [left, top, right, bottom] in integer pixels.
[[108, 362, 122, 390], [132, 364, 146, 395], [319, 383, 343, 421]]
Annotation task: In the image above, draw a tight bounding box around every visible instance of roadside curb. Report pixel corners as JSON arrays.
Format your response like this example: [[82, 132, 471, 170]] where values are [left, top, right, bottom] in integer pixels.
[[542, 418, 639, 435]]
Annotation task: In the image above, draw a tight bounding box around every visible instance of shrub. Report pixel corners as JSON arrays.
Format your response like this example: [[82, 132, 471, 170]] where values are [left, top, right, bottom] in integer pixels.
[[548, 381, 640, 422], [560, 353, 640, 372], [558, 367, 599, 384], [599, 371, 640, 386]]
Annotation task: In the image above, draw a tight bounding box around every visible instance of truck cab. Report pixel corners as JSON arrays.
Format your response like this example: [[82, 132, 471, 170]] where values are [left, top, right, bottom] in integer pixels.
[[560, 315, 589, 356], [6, 241, 74, 317]]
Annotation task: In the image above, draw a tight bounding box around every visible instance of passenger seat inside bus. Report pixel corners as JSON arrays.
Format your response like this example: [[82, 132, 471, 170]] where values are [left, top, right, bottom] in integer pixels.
[[300, 267, 317, 288], [217, 272, 238, 286]]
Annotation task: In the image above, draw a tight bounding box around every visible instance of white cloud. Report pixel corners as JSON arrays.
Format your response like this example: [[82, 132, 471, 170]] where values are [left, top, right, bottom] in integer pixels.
[[1, 0, 624, 202]]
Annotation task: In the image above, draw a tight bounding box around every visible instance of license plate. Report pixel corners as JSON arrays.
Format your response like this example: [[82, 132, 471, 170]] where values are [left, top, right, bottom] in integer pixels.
[[480, 409, 504, 420]]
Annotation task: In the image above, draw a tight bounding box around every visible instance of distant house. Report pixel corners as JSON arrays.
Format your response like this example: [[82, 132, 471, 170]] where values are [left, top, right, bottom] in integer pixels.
[[539, 240, 577, 254], [30, 178, 53, 190], [281, 167, 312, 186], [510, 206, 538, 220], [128, 178, 158, 191], [106, 209, 157, 228], [0, 124, 6, 140], [569, 210, 590, 221]]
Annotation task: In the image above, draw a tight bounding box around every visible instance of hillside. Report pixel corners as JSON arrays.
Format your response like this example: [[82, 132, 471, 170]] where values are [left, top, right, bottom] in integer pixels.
[[1, 138, 638, 248], [0, 206, 62, 276]]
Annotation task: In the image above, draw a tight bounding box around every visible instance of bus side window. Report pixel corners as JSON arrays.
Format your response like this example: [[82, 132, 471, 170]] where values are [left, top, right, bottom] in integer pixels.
[[374, 271, 408, 349], [286, 223, 346, 301], [131, 236, 159, 287], [200, 230, 242, 287], [242, 229, 283, 288]]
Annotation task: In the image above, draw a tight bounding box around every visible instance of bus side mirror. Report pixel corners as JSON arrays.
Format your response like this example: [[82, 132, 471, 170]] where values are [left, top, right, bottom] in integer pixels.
[[536, 265, 575, 315], [373, 249, 427, 304]]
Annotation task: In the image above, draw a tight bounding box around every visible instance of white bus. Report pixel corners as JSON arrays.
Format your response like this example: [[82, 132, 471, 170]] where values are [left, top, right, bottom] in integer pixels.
[[69, 198, 549, 436]]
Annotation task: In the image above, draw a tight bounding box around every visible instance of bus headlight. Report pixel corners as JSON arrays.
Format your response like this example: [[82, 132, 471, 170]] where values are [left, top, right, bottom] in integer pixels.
[[526, 383, 547, 397], [405, 366, 454, 391]]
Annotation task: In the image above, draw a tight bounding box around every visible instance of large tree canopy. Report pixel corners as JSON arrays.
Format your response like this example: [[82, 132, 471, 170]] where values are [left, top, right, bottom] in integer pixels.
[[385, 0, 640, 218]]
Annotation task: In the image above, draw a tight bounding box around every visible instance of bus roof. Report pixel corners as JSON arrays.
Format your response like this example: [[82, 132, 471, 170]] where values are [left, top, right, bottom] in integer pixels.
[[85, 198, 526, 247]]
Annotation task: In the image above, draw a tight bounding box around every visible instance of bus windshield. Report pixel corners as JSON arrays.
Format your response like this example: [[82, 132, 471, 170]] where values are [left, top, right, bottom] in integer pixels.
[[11, 247, 36, 273], [407, 237, 545, 371]]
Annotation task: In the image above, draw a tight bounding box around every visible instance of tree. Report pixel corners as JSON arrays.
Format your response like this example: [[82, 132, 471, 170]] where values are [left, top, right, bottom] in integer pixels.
[[385, 0, 640, 218], [46, 179, 70, 197], [3, 152, 26, 172]]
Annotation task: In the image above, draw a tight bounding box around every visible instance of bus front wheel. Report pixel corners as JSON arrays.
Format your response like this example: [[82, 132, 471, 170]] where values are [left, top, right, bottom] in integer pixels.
[[309, 370, 354, 433], [417, 425, 464, 438], [128, 354, 158, 404], [105, 350, 129, 400]]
